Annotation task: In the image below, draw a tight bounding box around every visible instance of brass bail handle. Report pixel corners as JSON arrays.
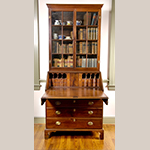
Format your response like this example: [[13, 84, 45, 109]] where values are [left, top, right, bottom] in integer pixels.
[[56, 121, 61, 125], [88, 110, 93, 115], [56, 110, 61, 115], [88, 121, 93, 126]]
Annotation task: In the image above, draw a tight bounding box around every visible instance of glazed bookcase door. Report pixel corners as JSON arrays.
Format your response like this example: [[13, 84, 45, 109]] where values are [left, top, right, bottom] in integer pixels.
[[76, 11, 99, 68], [51, 11, 74, 68], [49, 7, 101, 71]]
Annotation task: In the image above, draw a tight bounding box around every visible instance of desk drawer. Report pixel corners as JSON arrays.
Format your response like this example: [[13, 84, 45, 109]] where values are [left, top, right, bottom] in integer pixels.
[[46, 99, 103, 107], [46, 108, 102, 117], [46, 118, 102, 129]]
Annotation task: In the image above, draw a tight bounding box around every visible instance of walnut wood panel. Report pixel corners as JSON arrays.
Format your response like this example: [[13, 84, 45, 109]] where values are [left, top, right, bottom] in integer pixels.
[[46, 118, 102, 129], [46, 108, 102, 117], [46, 99, 103, 108], [42, 87, 108, 99], [70, 73, 79, 86]]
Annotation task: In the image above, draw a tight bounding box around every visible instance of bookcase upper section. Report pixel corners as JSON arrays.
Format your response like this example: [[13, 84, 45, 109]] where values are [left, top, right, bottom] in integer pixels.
[[47, 4, 103, 71]]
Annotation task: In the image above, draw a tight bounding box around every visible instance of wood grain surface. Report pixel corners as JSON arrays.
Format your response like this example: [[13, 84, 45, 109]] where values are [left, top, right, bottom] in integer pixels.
[[41, 87, 108, 99], [34, 124, 115, 150]]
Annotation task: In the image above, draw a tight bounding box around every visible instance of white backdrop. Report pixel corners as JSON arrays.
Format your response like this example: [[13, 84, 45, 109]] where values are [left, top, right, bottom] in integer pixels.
[[34, 0, 115, 117]]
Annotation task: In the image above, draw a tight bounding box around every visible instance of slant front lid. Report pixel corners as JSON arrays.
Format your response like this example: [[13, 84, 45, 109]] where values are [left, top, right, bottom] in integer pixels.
[[41, 87, 108, 105]]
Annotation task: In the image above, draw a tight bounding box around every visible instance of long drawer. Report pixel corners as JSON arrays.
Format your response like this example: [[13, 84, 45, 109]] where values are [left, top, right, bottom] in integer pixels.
[[46, 118, 102, 129], [46, 99, 103, 108], [46, 108, 102, 117]]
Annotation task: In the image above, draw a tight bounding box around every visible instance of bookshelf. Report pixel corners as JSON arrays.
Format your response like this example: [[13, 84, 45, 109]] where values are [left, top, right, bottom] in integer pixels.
[[48, 6, 102, 70], [41, 4, 108, 140]]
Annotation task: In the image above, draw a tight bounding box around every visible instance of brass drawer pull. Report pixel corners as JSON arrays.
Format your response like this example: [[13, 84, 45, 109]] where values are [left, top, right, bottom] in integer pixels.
[[88, 121, 93, 126], [73, 109, 76, 112], [88, 110, 93, 115], [56, 110, 61, 115], [73, 100, 76, 103], [55, 101, 61, 105], [88, 101, 94, 105], [73, 118, 76, 122], [56, 121, 61, 125]]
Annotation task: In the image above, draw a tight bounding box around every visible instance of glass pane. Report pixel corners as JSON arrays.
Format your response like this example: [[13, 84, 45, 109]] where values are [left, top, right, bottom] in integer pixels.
[[76, 41, 86, 54], [88, 28, 98, 40], [87, 55, 97, 68], [52, 54, 62, 67], [63, 12, 73, 25], [76, 55, 86, 67], [63, 26, 73, 40], [87, 42, 97, 54], [76, 12, 86, 25], [88, 12, 98, 25], [63, 54, 73, 67], [77, 27, 86, 40], [52, 41, 62, 53], [63, 41, 73, 54], [52, 26, 61, 39], [52, 11, 62, 25]]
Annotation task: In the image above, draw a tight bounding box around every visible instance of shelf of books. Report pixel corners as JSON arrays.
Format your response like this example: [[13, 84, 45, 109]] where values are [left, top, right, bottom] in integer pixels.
[[51, 11, 99, 69]]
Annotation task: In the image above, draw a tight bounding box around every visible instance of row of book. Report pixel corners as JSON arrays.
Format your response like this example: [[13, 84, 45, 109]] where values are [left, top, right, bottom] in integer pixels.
[[76, 42, 97, 54], [52, 42, 73, 53], [53, 56, 73, 67], [76, 42, 86, 54], [83, 13, 98, 25], [76, 56, 97, 67], [88, 28, 98, 40], [77, 28, 98, 40]]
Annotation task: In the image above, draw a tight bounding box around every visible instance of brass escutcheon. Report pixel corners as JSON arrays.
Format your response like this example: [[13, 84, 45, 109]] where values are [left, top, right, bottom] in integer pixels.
[[55, 101, 61, 105], [73, 109, 76, 112], [73, 100, 76, 103], [88, 101, 94, 105]]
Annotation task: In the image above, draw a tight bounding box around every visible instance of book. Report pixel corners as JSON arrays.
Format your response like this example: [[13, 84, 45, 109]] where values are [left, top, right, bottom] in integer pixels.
[[93, 28, 96, 40], [92, 42, 95, 54], [92, 58, 95, 67], [69, 44, 73, 53], [88, 58, 92, 67], [79, 42, 82, 53], [76, 56, 80, 67], [70, 31, 73, 39], [95, 28, 98, 40], [91, 13, 96, 25], [83, 29, 86, 39], [91, 28, 93, 39], [63, 44, 66, 53], [93, 15, 98, 25], [64, 59, 68, 67], [95, 42, 97, 54], [88, 13, 91, 25], [82, 42, 86, 53], [88, 42, 91, 53], [88, 28, 91, 40], [82, 57, 86, 67], [83, 13, 86, 25]]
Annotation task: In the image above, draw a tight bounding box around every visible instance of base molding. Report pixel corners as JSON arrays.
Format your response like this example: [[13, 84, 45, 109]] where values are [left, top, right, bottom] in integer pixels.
[[34, 116, 115, 124]]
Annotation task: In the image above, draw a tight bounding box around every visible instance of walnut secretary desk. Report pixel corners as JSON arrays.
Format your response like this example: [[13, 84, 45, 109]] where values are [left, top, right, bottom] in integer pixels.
[[41, 4, 108, 140]]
